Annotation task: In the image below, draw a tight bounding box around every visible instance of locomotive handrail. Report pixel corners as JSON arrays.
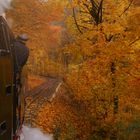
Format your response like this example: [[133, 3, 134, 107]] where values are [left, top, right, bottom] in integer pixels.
[[0, 49, 10, 56], [0, 49, 10, 53]]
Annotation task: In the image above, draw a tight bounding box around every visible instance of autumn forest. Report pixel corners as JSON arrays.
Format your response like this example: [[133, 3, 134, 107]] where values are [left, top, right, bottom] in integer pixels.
[[6, 0, 140, 139]]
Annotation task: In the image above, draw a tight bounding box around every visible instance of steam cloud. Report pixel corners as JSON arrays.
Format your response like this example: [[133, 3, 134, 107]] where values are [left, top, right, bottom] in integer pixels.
[[0, 0, 12, 15], [20, 126, 53, 140]]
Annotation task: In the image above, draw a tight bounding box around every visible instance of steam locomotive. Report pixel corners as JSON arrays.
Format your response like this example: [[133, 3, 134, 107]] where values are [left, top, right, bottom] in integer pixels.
[[0, 16, 26, 140]]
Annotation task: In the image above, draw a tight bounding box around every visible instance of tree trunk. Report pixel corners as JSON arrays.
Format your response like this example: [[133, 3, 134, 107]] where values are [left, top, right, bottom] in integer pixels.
[[111, 62, 118, 114]]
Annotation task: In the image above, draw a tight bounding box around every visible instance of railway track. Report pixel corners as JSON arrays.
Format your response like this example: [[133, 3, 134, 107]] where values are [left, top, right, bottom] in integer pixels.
[[24, 78, 62, 127]]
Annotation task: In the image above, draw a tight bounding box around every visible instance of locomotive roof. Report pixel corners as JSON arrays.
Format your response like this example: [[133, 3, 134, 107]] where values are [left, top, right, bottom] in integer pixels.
[[0, 16, 14, 53]]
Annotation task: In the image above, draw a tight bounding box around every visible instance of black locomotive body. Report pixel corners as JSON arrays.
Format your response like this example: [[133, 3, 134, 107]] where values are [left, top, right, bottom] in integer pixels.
[[0, 16, 26, 140]]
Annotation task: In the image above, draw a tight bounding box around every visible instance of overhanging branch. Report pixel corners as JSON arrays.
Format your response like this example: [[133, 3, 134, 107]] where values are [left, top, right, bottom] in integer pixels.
[[119, 0, 134, 17], [72, 8, 83, 34]]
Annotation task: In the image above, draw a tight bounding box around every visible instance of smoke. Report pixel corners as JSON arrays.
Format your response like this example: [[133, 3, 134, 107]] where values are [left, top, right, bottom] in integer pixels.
[[20, 126, 53, 140], [0, 0, 12, 15]]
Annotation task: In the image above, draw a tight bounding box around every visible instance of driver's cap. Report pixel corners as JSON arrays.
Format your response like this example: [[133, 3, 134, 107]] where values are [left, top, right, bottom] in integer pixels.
[[18, 34, 29, 41]]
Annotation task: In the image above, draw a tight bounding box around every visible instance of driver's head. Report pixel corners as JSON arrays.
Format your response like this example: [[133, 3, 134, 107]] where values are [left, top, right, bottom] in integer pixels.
[[17, 34, 29, 43]]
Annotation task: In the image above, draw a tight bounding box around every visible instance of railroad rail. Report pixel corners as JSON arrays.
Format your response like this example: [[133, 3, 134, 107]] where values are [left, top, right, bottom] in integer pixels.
[[24, 78, 62, 127]]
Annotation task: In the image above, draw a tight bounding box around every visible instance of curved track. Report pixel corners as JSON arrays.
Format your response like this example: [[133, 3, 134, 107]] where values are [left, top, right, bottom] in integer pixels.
[[24, 78, 61, 127]]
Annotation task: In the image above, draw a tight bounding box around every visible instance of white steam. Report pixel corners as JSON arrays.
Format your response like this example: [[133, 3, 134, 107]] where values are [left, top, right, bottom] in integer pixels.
[[20, 126, 53, 140], [0, 0, 12, 15]]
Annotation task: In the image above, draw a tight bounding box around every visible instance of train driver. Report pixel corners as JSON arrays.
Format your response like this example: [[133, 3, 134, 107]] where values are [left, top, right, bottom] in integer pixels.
[[13, 34, 29, 74]]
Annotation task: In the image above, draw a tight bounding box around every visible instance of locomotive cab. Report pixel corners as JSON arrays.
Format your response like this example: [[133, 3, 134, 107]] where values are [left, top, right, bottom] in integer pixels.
[[0, 16, 27, 140], [0, 16, 14, 140]]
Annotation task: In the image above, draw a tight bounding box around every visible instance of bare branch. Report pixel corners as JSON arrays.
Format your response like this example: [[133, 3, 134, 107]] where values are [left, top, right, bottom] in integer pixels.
[[97, 0, 104, 24], [129, 37, 140, 46], [119, 0, 134, 17], [72, 8, 83, 34]]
